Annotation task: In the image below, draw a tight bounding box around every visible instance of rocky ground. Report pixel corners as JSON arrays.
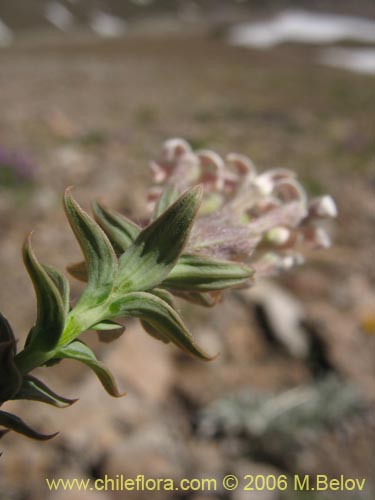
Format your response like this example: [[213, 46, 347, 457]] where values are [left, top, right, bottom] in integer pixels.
[[0, 25, 374, 500]]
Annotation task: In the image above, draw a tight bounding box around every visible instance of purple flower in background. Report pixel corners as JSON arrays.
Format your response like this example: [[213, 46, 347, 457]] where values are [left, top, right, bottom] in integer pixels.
[[0, 146, 37, 186]]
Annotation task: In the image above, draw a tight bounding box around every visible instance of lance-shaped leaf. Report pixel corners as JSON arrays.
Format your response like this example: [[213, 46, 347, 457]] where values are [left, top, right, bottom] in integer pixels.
[[151, 185, 180, 220], [64, 189, 118, 307], [0, 410, 58, 440], [150, 288, 176, 308], [92, 320, 125, 343], [140, 289, 176, 344], [117, 186, 202, 293], [92, 201, 140, 254], [140, 321, 170, 344], [23, 235, 65, 351], [0, 341, 22, 404], [44, 265, 70, 316], [54, 340, 124, 397], [108, 292, 214, 360], [162, 253, 254, 291], [12, 375, 77, 408]]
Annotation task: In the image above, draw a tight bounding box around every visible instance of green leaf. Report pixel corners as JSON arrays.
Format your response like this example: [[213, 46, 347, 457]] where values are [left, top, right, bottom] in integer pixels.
[[140, 321, 170, 344], [149, 288, 176, 308], [117, 186, 202, 293], [92, 201, 140, 254], [108, 291, 214, 360], [92, 320, 124, 331], [140, 288, 176, 344], [63, 188, 118, 308], [43, 265, 70, 316], [92, 320, 125, 343], [0, 313, 16, 347], [12, 375, 77, 408], [54, 340, 124, 397], [162, 253, 254, 291], [0, 410, 58, 440], [23, 235, 65, 351], [151, 185, 180, 220]]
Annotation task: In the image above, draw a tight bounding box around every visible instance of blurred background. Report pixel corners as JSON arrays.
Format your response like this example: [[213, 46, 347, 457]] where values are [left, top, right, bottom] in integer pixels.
[[0, 1, 374, 499]]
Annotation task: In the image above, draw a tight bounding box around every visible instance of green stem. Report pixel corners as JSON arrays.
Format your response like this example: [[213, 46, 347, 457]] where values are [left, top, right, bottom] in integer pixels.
[[15, 304, 110, 375], [15, 346, 54, 375]]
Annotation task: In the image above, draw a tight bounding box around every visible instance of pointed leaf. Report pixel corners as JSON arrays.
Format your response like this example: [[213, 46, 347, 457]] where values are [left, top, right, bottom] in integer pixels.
[[12, 375, 77, 407], [150, 288, 176, 308], [92, 320, 125, 343], [23, 235, 65, 350], [108, 291, 214, 360], [92, 201, 140, 254], [140, 320, 170, 344], [54, 340, 124, 397], [0, 410, 58, 440], [117, 186, 202, 292], [162, 253, 254, 291], [63, 188, 117, 307], [43, 265, 70, 316], [140, 289, 175, 344], [151, 185, 180, 220]]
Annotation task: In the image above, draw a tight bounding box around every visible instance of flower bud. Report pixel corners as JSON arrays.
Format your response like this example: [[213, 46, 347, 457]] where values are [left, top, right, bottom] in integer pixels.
[[309, 195, 338, 218], [226, 152, 256, 176], [162, 138, 192, 161], [304, 226, 332, 249], [265, 226, 292, 246]]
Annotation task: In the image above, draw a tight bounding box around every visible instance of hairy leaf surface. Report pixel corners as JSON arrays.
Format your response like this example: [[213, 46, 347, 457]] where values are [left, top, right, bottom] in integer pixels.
[[117, 187, 202, 292], [64, 189, 117, 308], [109, 291, 214, 360], [23, 236, 65, 350], [54, 340, 124, 397]]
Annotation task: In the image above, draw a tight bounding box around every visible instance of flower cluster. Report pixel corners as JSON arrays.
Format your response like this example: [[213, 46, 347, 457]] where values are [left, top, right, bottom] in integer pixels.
[[148, 138, 337, 278]]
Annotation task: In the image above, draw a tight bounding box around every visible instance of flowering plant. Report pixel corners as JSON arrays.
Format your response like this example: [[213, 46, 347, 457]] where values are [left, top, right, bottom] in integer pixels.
[[0, 139, 336, 442]]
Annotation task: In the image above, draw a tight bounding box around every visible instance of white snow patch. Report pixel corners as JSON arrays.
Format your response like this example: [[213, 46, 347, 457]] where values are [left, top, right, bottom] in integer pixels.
[[90, 12, 127, 38], [228, 10, 375, 49], [45, 1, 74, 31], [319, 47, 375, 75]]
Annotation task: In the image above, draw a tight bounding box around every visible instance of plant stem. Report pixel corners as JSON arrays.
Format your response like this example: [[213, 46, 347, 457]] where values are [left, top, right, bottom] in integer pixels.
[[15, 304, 109, 375], [15, 346, 54, 375]]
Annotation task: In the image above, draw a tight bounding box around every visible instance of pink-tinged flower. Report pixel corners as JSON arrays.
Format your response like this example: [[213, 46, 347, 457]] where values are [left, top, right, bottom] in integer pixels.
[[148, 138, 337, 277]]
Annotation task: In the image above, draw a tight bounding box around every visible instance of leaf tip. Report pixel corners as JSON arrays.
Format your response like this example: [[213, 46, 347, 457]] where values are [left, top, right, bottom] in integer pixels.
[[63, 186, 76, 211], [194, 346, 220, 362], [189, 184, 204, 206], [44, 431, 60, 440], [22, 231, 34, 253], [22, 232, 36, 266]]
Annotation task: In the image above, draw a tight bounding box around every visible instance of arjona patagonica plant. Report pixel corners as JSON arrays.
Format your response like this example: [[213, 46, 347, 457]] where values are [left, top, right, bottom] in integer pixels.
[[0, 138, 337, 442]]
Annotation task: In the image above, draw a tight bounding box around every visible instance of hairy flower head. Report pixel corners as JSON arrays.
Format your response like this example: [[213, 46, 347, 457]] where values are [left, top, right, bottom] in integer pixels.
[[148, 138, 337, 278]]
